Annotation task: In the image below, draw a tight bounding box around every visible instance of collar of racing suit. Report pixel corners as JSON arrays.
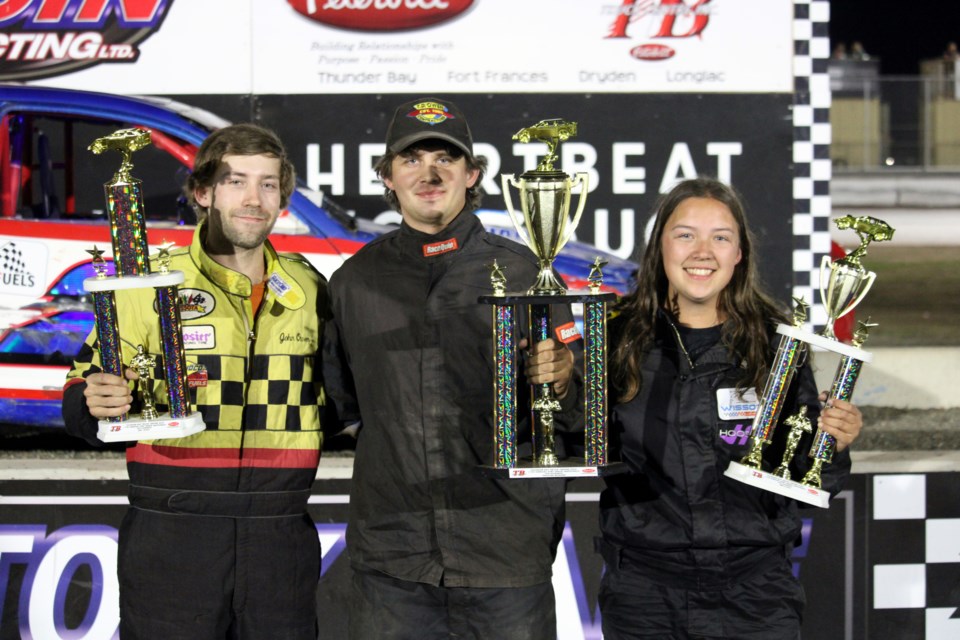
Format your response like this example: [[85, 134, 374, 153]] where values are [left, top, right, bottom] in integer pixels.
[[396, 207, 482, 261], [188, 222, 307, 310]]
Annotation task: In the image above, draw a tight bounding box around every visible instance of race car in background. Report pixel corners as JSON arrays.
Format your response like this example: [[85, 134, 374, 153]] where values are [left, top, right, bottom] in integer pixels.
[[0, 85, 638, 429]]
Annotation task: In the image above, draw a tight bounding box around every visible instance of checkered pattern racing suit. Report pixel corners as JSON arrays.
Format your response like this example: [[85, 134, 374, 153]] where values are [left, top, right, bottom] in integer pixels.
[[62, 223, 329, 639]]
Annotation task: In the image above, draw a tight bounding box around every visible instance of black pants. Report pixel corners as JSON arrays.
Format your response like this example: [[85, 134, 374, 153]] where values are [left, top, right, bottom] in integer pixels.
[[598, 545, 804, 640], [117, 508, 321, 639], [348, 569, 556, 640]]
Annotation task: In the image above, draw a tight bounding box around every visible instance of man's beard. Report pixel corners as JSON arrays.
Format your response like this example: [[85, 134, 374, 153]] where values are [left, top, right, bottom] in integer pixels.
[[214, 207, 275, 249]]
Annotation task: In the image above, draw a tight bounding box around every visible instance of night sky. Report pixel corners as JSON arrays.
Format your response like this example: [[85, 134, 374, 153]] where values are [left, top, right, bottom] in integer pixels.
[[829, 0, 958, 75]]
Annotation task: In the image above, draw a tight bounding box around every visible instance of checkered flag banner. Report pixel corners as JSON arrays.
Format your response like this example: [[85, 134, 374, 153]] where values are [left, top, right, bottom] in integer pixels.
[[0, 242, 28, 276]]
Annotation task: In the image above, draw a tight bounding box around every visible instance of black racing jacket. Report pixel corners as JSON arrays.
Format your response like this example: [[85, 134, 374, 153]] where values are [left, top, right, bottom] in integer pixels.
[[323, 211, 583, 588], [600, 311, 851, 576]]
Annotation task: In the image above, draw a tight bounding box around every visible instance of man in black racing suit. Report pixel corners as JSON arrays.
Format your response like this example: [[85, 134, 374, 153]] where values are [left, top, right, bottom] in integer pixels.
[[322, 98, 583, 639]]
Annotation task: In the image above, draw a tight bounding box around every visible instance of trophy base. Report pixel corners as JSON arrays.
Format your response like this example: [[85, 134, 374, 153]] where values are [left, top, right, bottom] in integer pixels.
[[97, 411, 205, 443], [479, 458, 627, 479], [724, 461, 829, 508]]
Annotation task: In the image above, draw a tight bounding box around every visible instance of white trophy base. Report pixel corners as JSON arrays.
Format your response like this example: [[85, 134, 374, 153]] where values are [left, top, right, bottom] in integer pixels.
[[97, 411, 205, 443], [724, 461, 829, 508], [775, 324, 873, 363], [84, 270, 185, 292], [480, 458, 627, 479]]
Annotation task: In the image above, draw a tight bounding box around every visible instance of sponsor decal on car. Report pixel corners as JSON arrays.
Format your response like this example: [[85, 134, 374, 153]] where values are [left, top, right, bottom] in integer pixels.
[[0, 238, 46, 297], [0, 0, 173, 81]]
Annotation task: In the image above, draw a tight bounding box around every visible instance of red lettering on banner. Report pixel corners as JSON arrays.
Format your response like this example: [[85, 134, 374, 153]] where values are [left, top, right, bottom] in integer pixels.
[[0, 0, 31, 22], [76, 0, 164, 23], [606, 0, 712, 40], [35, 0, 69, 22], [0, 0, 165, 27], [652, 0, 711, 38]]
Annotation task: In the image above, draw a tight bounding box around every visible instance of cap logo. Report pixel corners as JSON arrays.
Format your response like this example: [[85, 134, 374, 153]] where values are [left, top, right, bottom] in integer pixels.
[[407, 101, 455, 126]]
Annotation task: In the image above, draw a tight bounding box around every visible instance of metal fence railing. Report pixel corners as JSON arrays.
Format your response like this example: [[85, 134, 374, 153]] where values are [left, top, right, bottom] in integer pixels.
[[829, 60, 960, 172]]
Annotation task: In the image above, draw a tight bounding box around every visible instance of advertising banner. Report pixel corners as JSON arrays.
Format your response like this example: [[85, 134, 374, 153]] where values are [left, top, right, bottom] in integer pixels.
[[4, 0, 806, 298], [0, 475, 866, 640], [15, 1, 793, 95]]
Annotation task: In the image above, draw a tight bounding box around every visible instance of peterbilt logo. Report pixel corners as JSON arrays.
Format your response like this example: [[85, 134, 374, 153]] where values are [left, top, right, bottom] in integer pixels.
[[0, 0, 173, 81], [287, 0, 474, 32]]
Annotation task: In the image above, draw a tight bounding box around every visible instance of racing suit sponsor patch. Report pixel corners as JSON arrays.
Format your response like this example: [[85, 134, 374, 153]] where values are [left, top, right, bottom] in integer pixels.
[[716, 387, 759, 420], [178, 288, 216, 320], [187, 364, 208, 388], [422, 238, 459, 257], [182, 325, 215, 350], [268, 272, 303, 306], [554, 321, 581, 344]]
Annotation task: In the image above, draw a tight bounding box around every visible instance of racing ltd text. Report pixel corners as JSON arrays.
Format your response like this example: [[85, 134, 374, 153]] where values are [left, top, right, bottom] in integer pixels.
[[447, 71, 548, 83], [0, 32, 134, 60]]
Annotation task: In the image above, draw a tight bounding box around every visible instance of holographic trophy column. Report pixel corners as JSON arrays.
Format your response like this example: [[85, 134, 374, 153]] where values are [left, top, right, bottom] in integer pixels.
[[84, 128, 204, 443], [480, 120, 622, 479], [724, 215, 893, 507]]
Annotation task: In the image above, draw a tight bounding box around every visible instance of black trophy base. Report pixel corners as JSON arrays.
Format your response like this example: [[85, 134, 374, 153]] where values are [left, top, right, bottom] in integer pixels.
[[724, 461, 829, 508], [480, 458, 627, 479], [97, 411, 205, 443]]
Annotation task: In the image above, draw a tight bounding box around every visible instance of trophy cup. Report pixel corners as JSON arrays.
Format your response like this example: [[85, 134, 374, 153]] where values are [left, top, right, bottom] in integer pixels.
[[724, 215, 894, 506], [84, 128, 205, 443], [479, 119, 623, 479]]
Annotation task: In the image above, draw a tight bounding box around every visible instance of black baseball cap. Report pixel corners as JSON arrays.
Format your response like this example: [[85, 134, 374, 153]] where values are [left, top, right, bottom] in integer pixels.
[[385, 98, 474, 157]]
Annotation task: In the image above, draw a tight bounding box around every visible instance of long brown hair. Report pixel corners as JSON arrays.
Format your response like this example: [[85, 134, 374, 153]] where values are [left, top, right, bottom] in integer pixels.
[[612, 177, 788, 402]]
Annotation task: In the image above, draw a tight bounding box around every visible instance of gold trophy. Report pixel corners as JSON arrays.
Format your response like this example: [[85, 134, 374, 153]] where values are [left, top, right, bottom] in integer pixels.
[[84, 128, 204, 442], [479, 120, 622, 479], [724, 215, 893, 507]]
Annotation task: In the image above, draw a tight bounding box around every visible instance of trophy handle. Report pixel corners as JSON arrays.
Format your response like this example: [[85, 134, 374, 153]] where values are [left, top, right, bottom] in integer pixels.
[[819, 255, 876, 320], [500, 174, 532, 248], [559, 172, 590, 250]]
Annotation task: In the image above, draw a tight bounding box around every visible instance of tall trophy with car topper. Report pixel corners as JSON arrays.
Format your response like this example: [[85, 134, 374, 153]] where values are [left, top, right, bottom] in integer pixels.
[[84, 128, 204, 443], [479, 119, 623, 479], [724, 215, 894, 506]]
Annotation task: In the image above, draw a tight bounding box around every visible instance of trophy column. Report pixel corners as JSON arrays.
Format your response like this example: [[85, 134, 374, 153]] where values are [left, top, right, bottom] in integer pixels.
[[84, 128, 204, 443], [491, 281, 518, 469]]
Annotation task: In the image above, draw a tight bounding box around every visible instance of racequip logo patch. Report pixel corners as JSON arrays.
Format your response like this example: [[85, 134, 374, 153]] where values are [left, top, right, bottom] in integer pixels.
[[287, 0, 474, 32], [554, 322, 581, 344], [422, 238, 458, 256], [0, 0, 173, 81]]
